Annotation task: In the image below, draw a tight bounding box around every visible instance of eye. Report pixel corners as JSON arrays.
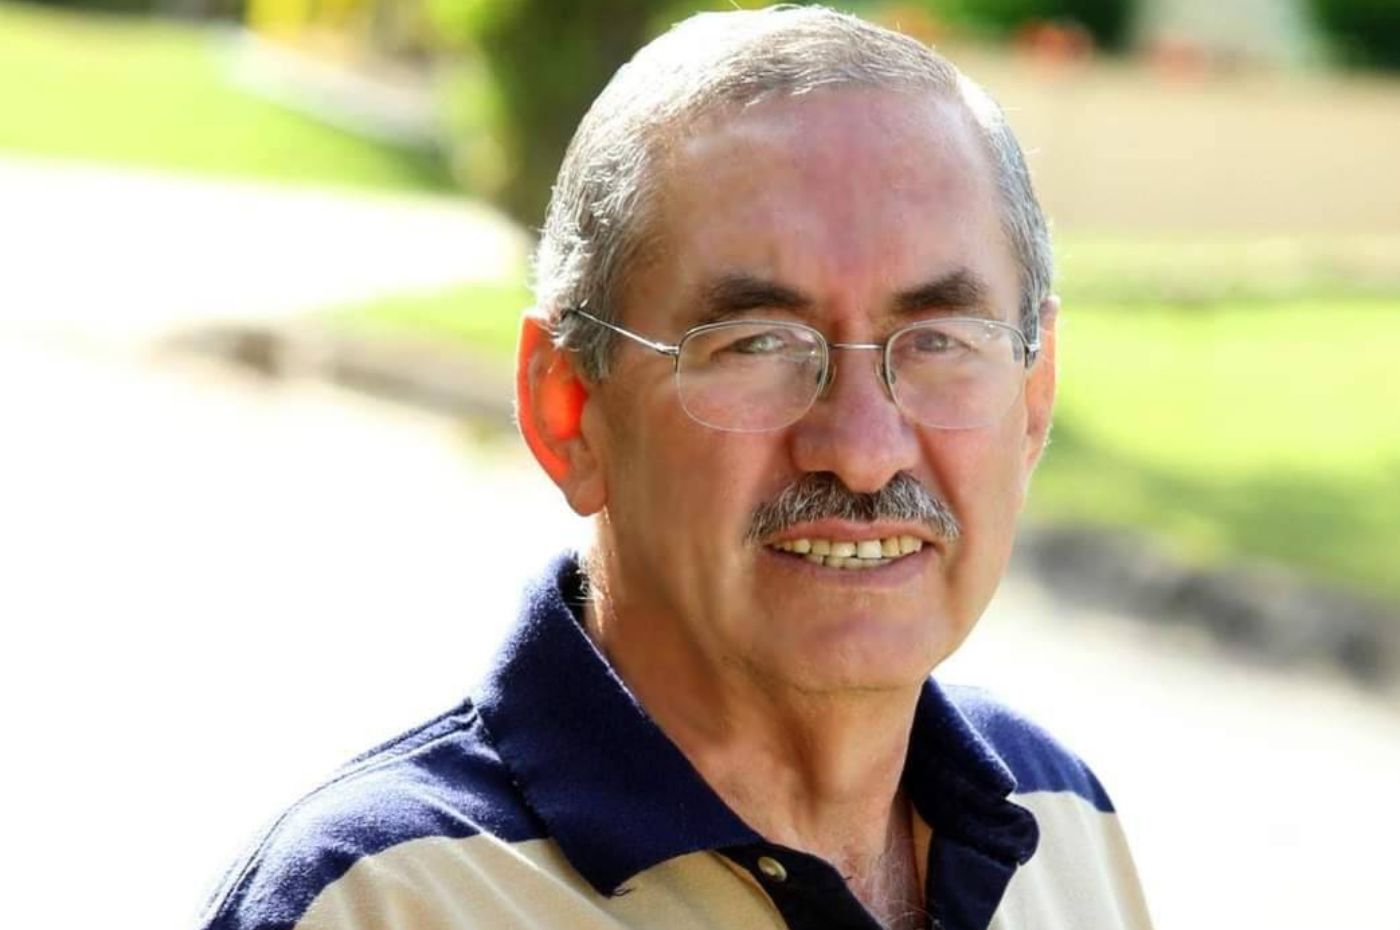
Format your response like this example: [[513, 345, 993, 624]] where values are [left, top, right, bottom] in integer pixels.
[[684, 323, 822, 373], [906, 327, 967, 355], [718, 329, 795, 356]]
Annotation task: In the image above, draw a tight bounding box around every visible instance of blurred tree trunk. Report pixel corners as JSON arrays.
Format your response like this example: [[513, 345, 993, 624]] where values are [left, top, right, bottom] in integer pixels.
[[472, 0, 657, 226]]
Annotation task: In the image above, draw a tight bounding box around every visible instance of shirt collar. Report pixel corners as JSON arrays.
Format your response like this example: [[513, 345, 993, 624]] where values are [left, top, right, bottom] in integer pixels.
[[472, 552, 1037, 897], [471, 553, 760, 894]]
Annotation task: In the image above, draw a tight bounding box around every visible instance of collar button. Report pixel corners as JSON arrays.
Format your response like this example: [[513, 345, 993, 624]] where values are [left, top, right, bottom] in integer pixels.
[[756, 855, 788, 883]]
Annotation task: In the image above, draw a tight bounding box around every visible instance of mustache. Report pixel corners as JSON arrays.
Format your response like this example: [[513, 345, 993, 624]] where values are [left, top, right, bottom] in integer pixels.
[[746, 472, 960, 544]]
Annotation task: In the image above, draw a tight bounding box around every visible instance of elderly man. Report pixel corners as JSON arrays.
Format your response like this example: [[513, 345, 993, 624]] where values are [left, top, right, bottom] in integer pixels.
[[200, 7, 1151, 930]]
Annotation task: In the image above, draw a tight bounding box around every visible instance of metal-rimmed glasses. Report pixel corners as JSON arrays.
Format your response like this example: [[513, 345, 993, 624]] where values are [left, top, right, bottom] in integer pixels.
[[563, 307, 1040, 433]]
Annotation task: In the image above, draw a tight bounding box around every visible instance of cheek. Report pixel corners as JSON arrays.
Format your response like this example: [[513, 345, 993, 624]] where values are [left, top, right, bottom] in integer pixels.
[[929, 421, 1029, 578], [600, 387, 772, 558]]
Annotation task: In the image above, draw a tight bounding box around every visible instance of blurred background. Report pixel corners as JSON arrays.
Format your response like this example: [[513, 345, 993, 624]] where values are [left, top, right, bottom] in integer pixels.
[[0, 0, 1397, 927]]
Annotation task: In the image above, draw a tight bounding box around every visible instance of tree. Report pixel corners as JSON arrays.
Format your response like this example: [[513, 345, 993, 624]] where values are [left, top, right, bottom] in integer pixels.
[[1311, 0, 1400, 69], [432, 0, 661, 225]]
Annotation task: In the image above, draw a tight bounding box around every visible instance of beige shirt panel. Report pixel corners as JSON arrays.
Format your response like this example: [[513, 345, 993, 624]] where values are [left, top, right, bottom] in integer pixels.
[[988, 792, 1153, 930], [293, 834, 789, 930]]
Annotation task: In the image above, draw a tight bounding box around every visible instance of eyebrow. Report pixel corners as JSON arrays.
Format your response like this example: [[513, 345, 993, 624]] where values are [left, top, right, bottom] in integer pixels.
[[690, 274, 813, 326], [893, 269, 994, 319], [684, 267, 996, 328]]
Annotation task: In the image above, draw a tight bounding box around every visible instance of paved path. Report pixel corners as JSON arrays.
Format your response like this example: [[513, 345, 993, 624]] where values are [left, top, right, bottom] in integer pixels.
[[0, 154, 528, 341], [2, 159, 1396, 930]]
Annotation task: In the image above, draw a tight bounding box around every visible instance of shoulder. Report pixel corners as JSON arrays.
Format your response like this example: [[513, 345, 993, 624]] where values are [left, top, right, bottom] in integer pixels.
[[943, 688, 1155, 927], [199, 703, 545, 930], [943, 684, 1114, 812]]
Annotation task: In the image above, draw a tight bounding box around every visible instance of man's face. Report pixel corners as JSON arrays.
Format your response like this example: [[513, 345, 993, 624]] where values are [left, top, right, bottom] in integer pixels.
[[580, 88, 1054, 695]]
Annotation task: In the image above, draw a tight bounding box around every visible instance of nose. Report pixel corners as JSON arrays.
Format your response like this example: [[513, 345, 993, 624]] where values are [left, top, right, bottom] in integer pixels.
[[787, 348, 921, 494]]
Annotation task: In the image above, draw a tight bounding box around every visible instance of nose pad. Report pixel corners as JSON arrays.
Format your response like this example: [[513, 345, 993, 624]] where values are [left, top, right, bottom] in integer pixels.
[[815, 360, 836, 400], [879, 356, 897, 394]]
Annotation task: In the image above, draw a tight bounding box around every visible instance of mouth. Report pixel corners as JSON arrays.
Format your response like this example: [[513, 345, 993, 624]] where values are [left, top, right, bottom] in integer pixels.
[[767, 534, 925, 571]]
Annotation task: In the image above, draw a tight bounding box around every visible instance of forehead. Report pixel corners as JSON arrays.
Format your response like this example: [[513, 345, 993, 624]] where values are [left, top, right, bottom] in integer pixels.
[[632, 87, 1017, 326]]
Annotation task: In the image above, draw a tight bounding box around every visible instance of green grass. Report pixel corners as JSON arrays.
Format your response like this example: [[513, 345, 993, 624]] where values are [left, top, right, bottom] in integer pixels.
[[0, 2, 451, 191], [328, 279, 533, 355], [1033, 299, 1400, 603]]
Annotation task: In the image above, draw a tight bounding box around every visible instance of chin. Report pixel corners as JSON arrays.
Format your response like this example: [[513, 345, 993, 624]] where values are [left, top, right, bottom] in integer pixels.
[[771, 661, 935, 697], [759, 613, 957, 694]]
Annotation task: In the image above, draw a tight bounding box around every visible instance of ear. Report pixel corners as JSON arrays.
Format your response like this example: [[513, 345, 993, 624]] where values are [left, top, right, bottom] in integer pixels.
[[1022, 295, 1060, 477], [516, 314, 607, 516]]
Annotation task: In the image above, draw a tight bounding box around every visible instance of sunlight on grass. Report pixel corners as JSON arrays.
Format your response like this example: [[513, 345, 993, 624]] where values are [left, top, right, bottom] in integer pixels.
[[0, 2, 450, 191], [1034, 299, 1400, 601], [1054, 300, 1397, 475], [328, 279, 533, 355]]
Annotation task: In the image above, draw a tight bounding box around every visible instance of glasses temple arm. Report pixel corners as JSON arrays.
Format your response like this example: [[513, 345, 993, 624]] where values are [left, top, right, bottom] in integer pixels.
[[564, 308, 680, 358]]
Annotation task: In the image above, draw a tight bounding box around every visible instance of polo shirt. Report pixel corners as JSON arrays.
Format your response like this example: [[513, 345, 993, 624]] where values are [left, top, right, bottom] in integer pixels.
[[199, 553, 1152, 930]]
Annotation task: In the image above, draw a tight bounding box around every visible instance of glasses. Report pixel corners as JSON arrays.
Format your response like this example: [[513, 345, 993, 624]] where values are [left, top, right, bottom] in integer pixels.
[[563, 307, 1040, 433]]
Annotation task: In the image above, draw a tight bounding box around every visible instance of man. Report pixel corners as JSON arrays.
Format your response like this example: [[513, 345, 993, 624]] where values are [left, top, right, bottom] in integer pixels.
[[200, 7, 1151, 930]]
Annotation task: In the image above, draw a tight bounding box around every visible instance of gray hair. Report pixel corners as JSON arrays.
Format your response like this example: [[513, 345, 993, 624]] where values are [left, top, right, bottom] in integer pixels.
[[535, 4, 1052, 381]]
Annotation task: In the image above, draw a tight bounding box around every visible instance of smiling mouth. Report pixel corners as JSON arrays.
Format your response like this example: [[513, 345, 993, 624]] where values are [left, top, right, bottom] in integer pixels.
[[767, 535, 925, 571]]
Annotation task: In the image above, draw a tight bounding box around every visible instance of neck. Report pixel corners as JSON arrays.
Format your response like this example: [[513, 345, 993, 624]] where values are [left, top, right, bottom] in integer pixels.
[[583, 594, 929, 925]]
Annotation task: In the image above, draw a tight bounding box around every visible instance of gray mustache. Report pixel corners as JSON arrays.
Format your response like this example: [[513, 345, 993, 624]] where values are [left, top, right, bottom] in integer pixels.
[[746, 473, 960, 544]]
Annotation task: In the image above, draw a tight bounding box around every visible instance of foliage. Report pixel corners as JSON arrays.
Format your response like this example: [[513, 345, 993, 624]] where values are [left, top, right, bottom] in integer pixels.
[[929, 0, 1133, 49], [16, 0, 245, 20], [1310, 0, 1400, 69], [0, 2, 451, 191], [27, 0, 148, 11]]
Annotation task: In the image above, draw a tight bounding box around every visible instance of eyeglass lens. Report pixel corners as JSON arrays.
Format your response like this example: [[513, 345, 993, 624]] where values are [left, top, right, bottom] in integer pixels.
[[675, 319, 1026, 432]]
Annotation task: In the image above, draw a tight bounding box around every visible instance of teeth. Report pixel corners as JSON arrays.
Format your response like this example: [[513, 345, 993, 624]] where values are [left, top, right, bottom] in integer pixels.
[[770, 535, 926, 570], [855, 539, 883, 559]]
